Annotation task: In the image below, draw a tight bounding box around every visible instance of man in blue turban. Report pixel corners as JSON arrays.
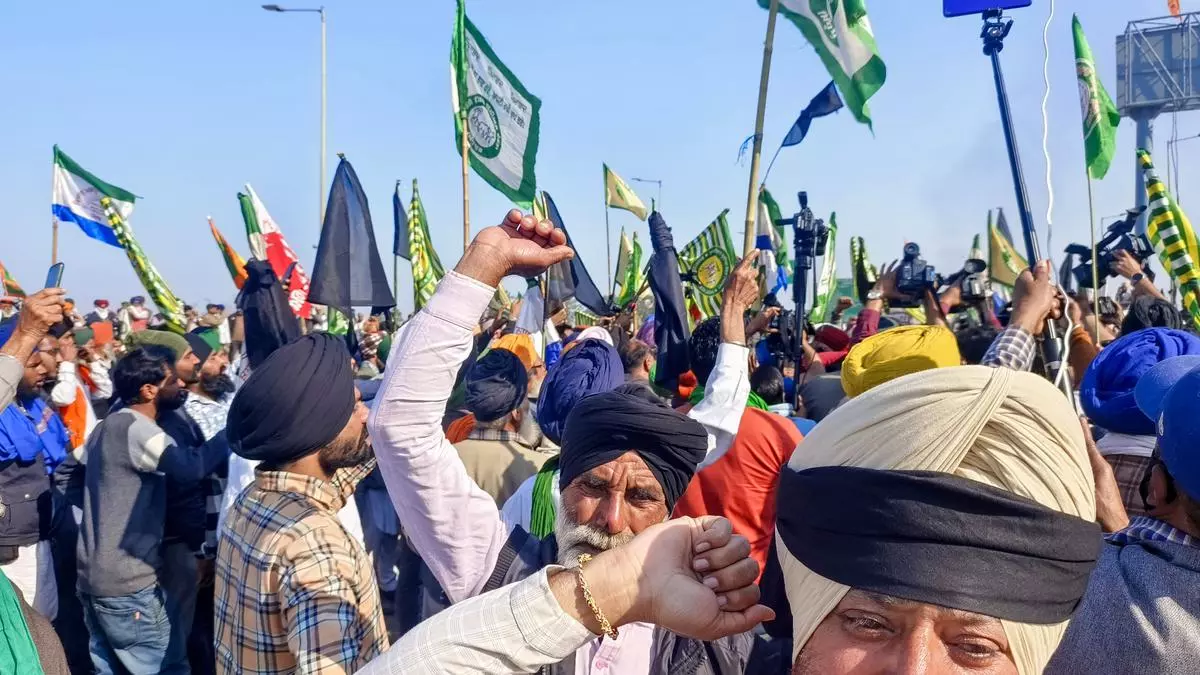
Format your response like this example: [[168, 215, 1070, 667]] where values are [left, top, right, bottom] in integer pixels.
[[1080, 327, 1200, 515]]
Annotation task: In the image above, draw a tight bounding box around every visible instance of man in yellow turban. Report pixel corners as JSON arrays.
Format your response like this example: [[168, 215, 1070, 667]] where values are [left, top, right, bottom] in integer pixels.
[[840, 325, 961, 397]]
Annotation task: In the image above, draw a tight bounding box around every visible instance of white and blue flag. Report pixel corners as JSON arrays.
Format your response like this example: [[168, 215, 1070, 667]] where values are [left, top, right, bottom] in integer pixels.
[[51, 145, 135, 247], [755, 197, 786, 294]]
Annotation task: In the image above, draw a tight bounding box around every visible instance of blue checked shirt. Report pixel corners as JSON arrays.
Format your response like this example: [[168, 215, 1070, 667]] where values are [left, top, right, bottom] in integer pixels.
[[184, 393, 232, 558], [1107, 515, 1200, 549], [982, 326, 1038, 371]]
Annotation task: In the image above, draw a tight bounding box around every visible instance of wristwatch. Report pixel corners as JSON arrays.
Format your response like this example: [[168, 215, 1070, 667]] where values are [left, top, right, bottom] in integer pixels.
[[866, 289, 883, 301], [1130, 272, 1145, 284]]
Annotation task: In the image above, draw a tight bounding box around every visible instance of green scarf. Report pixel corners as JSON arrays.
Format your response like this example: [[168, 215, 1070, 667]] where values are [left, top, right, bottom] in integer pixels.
[[0, 570, 43, 675], [530, 455, 560, 538], [688, 387, 769, 411]]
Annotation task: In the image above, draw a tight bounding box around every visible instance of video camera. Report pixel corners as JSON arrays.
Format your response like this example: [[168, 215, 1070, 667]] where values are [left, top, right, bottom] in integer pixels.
[[1064, 206, 1152, 288], [772, 191, 831, 361], [943, 258, 989, 305], [894, 243, 939, 307]]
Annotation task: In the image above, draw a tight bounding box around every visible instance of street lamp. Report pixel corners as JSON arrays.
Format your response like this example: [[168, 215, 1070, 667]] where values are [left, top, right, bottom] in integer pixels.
[[262, 4, 327, 229], [630, 177, 662, 211]]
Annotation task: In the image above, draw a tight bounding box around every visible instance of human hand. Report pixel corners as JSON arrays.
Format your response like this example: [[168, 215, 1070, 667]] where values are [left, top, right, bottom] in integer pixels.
[[1111, 250, 1143, 280], [1080, 417, 1129, 532], [834, 297, 854, 312], [598, 516, 772, 640], [874, 261, 900, 300], [1010, 260, 1060, 335], [453, 210, 574, 287], [746, 306, 781, 337], [14, 289, 66, 342], [57, 335, 78, 364], [722, 250, 761, 314]]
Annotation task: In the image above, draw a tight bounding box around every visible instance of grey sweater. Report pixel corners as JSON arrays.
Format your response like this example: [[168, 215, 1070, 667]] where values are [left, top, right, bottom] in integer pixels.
[[76, 408, 227, 597], [1047, 529, 1200, 674]]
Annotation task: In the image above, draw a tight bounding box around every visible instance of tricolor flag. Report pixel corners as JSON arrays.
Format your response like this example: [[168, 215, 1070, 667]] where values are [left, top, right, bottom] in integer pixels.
[[208, 217, 249, 290], [239, 184, 313, 319], [0, 261, 24, 298], [51, 146, 136, 248]]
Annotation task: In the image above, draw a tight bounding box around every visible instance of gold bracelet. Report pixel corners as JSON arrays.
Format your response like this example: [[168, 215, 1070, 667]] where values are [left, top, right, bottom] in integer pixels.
[[576, 553, 619, 640]]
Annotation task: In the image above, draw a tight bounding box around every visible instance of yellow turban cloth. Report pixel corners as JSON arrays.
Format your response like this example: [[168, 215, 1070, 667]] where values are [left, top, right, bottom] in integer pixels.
[[841, 325, 961, 397]]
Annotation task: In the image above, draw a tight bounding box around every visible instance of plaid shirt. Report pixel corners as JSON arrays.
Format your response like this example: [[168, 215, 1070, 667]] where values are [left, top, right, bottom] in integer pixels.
[[215, 460, 387, 674], [184, 392, 232, 558], [981, 326, 1037, 371], [1107, 515, 1200, 549]]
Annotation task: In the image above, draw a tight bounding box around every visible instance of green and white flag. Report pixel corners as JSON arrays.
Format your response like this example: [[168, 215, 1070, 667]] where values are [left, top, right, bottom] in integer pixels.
[[452, 0, 541, 208], [808, 212, 838, 323], [52, 145, 136, 248], [761, 0, 887, 128], [1073, 15, 1120, 181]]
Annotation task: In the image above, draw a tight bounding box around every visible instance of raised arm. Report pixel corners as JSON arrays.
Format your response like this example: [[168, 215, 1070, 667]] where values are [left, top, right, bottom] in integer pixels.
[[1, 289, 65, 409], [367, 211, 574, 603], [128, 414, 228, 483]]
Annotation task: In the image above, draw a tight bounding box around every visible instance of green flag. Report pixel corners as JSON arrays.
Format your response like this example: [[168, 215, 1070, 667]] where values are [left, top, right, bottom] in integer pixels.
[[452, 0, 541, 208], [1073, 14, 1120, 180], [604, 165, 649, 220], [761, 0, 887, 128], [408, 179, 446, 310], [850, 235, 877, 304], [679, 210, 738, 319], [809, 212, 838, 323], [616, 231, 644, 307]]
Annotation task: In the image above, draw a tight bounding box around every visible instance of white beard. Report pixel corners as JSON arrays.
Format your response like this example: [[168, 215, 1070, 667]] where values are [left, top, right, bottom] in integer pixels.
[[554, 508, 635, 567]]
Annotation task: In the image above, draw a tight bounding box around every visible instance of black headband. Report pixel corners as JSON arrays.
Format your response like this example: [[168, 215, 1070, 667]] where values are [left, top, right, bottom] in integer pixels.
[[776, 466, 1101, 625]]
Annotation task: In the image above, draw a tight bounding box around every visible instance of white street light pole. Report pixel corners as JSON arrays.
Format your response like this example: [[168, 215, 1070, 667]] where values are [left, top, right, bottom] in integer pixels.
[[263, 4, 326, 228]]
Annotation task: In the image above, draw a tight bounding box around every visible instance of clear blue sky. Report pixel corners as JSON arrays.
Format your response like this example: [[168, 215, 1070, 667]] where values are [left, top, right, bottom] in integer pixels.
[[4, 0, 1193, 313]]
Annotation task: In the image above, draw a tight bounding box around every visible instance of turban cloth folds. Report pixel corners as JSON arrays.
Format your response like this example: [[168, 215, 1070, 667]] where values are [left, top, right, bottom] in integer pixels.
[[840, 325, 960, 397], [1079, 328, 1200, 435], [464, 349, 528, 423], [559, 390, 707, 511], [227, 333, 355, 464], [778, 365, 1097, 675], [536, 339, 622, 445], [491, 334, 541, 370]]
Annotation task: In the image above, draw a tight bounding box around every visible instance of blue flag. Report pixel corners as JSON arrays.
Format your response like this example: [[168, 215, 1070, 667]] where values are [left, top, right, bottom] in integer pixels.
[[309, 156, 396, 314], [543, 192, 613, 317], [393, 181, 409, 260], [781, 81, 844, 148]]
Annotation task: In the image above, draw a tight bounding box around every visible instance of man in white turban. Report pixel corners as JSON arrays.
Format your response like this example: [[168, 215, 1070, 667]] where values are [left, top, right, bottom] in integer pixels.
[[776, 365, 1102, 675]]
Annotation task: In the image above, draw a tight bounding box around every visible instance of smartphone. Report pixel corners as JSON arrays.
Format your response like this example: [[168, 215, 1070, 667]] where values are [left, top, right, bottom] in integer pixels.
[[45, 262, 65, 288]]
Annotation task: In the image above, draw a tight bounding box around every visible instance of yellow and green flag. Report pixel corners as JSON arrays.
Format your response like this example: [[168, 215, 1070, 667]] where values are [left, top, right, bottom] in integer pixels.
[[988, 208, 1028, 288], [407, 179, 446, 310], [208, 217, 248, 290], [615, 230, 644, 307], [0, 261, 24, 298], [100, 197, 185, 333], [1140, 149, 1200, 329], [604, 164, 648, 220], [679, 210, 737, 319]]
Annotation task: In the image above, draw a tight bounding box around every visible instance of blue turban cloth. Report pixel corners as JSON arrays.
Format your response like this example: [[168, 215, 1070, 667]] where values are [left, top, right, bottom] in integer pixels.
[[464, 349, 528, 423], [1080, 327, 1200, 435], [536, 338, 623, 445]]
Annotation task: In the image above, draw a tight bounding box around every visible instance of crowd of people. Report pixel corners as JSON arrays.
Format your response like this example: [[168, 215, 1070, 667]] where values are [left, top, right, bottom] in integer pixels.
[[0, 208, 1197, 674]]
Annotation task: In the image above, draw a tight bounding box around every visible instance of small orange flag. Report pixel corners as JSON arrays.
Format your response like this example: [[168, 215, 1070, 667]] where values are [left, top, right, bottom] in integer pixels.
[[1170, 0, 1182, 17], [209, 218, 249, 290]]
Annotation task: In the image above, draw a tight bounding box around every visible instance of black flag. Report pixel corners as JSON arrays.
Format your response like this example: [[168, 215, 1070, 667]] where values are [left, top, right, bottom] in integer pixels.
[[542, 192, 613, 317], [309, 156, 396, 315], [393, 181, 410, 260], [646, 210, 691, 389]]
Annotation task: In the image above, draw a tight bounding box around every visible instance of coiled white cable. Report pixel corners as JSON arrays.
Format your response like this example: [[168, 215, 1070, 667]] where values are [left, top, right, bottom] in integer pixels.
[[1041, 0, 1056, 254]]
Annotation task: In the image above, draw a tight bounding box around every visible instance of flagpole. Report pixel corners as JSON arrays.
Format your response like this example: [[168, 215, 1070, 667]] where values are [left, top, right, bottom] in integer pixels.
[[51, 219, 58, 265], [1086, 176, 1101, 344], [604, 204, 613, 294], [741, 0, 780, 256], [461, 109, 471, 252]]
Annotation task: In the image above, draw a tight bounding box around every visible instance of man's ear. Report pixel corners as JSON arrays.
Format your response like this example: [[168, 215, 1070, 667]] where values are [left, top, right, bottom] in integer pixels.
[[1148, 464, 1178, 515]]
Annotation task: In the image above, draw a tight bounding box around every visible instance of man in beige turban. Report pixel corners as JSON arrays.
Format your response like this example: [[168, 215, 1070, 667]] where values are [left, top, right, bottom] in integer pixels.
[[777, 365, 1102, 675]]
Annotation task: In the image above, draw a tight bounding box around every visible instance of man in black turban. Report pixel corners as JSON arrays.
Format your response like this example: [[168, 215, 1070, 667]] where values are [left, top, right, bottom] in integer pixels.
[[454, 348, 546, 506], [215, 333, 389, 672]]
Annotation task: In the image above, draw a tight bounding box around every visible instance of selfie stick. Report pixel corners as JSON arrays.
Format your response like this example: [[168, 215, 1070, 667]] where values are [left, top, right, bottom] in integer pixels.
[[981, 9, 1073, 398]]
